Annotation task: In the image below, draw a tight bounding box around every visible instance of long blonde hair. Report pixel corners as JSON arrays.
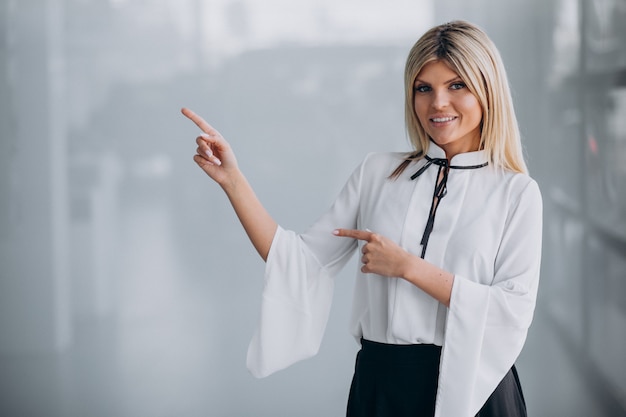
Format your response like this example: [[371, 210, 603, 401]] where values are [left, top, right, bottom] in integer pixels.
[[392, 20, 527, 178]]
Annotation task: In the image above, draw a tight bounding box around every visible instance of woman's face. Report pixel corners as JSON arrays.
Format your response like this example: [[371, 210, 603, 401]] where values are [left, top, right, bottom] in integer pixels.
[[413, 60, 483, 159]]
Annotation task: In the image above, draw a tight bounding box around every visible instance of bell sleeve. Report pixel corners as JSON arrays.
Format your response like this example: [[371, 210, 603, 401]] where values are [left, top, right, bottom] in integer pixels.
[[246, 156, 368, 378], [434, 179, 543, 417]]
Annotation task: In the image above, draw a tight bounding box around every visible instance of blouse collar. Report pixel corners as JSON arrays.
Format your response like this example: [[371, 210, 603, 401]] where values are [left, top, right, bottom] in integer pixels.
[[425, 140, 489, 168], [411, 141, 489, 258]]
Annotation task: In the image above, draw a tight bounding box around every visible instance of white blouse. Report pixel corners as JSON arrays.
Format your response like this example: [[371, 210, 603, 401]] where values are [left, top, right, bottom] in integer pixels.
[[246, 142, 543, 417]]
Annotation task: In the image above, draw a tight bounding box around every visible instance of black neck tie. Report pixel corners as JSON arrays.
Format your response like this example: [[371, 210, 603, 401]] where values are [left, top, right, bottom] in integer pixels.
[[411, 155, 488, 258]]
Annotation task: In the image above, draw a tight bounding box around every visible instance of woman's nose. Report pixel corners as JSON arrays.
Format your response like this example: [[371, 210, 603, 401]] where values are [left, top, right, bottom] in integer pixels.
[[431, 90, 450, 110]]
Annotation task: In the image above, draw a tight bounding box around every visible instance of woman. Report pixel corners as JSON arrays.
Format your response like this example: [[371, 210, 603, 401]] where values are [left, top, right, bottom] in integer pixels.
[[183, 20, 542, 417]]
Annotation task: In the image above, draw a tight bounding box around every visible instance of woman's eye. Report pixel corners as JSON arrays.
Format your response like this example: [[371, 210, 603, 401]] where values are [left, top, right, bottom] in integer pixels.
[[414, 85, 431, 93], [450, 82, 466, 90]]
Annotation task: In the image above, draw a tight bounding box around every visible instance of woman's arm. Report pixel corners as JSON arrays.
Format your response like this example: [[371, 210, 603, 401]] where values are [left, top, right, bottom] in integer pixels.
[[333, 229, 454, 306], [401, 255, 454, 307], [182, 107, 277, 261]]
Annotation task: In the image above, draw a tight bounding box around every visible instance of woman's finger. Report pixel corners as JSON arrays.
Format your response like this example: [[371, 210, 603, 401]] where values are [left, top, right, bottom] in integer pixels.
[[333, 228, 373, 241], [182, 107, 220, 136], [196, 146, 218, 163], [193, 154, 216, 167], [196, 135, 210, 146], [196, 139, 214, 156], [195, 137, 223, 166], [196, 134, 224, 150]]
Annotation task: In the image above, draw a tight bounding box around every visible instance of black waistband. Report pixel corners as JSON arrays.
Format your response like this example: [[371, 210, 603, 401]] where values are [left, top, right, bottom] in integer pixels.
[[359, 338, 442, 363]]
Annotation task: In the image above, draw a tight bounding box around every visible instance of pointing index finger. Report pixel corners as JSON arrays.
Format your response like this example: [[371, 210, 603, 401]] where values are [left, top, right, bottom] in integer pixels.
[[333, 228, 373, 241], [181, 107, 218, 136]]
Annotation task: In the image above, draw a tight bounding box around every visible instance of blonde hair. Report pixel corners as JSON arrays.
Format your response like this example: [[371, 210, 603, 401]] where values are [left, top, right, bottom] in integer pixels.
[[392, 20, 527, 178]]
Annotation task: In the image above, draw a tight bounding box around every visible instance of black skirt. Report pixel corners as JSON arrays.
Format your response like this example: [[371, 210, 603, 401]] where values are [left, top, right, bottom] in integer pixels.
[[346, 339, 527, 417]]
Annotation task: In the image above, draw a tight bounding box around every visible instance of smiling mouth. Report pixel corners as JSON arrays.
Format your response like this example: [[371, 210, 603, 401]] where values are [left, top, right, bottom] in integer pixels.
[[430, 116, 457, 123]]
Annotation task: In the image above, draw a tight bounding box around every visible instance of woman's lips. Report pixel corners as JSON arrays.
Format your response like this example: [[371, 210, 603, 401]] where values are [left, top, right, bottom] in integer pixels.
[[430, 116, 457, 126]]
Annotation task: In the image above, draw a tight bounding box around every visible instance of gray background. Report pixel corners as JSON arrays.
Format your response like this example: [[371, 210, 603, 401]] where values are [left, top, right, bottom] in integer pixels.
[[1, 0, 625, 416]]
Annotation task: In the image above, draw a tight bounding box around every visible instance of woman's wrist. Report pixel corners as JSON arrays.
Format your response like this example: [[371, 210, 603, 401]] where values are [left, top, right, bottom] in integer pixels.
[[220, 168, 246, 194], [399, 254, 454, 307], [399, 253, 422, 283]]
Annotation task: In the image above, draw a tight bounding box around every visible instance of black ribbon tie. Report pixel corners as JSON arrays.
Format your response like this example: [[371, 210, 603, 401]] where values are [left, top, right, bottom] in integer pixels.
[[410, 155, 488, 258]]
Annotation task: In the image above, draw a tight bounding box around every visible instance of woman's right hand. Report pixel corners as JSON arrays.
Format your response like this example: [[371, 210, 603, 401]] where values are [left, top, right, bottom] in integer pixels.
[[182, 107, 277, 260], [182, 107, 240, 188]]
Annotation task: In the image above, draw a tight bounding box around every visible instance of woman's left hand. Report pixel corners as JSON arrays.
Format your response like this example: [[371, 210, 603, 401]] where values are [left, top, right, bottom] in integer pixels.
[[335, 228, 454, 306], [333, 229, 413, 278]]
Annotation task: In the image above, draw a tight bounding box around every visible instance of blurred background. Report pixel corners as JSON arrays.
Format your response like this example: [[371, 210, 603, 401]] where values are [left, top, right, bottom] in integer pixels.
[[1, 0, 625, 416]]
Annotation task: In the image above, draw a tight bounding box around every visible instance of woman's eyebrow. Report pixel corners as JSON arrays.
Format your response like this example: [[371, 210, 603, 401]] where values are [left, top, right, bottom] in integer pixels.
[[414, 76, 463, 85]]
